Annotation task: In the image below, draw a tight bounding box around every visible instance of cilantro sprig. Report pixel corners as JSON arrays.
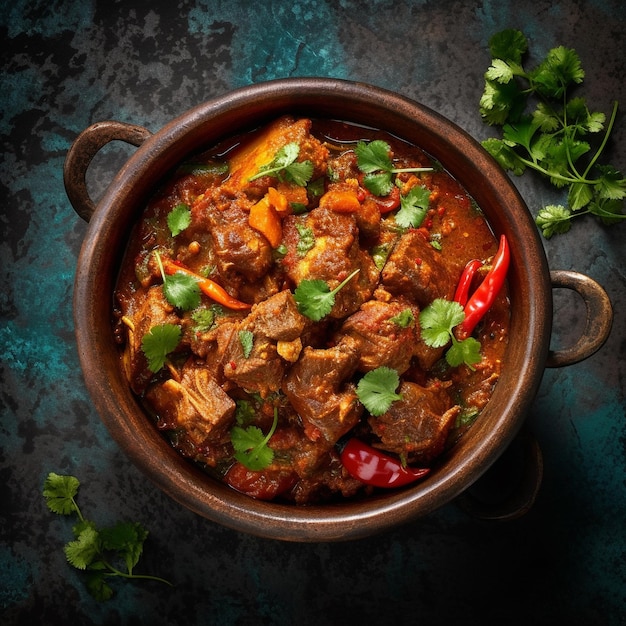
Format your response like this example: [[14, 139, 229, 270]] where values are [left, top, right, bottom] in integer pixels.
[[248, 142, 314, 186], [294, 268, 360, 321], [239, 329, 254, 358], [166, 203, 191, 237], [479, 29, 625, 237], [43, 473, 172, 602], [395, 184, 431, 228], [230, 406, 279, 470], [357, 366, 403, 416], [141, 323, 181, 373], [419, 299, 482, 370], [154, 251, 200, 310], [355, 140, 433, 197]]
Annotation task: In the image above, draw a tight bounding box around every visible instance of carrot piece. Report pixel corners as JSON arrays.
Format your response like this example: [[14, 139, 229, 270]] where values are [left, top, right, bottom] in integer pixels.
[[318, 189, 361, 213], [249, 195, 283, 248], [267, 186, 289, 215]]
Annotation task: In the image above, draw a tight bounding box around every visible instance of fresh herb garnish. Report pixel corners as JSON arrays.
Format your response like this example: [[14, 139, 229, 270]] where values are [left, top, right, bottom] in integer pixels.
[[356, 366, 403, 416], [370, 242, 392, 270], [479, 29, 625, 237], [395, 185, 431, 228], [191, 308, 215, 333], [389, 308, 415, 328], [234, 399, 257, 426], [141, 323, 182, 373], [166, 203, 191, 237], [239, 329, 254, 358], [154, 251, 201, 310], [248, 142, 314, 186], [43, 473, 172, 601], [293, 268, 360, 321], [419, 298, 482, 370], [295, 221, 315, 256], [355, 140, 433, 197], [230, 407, 279, 470]]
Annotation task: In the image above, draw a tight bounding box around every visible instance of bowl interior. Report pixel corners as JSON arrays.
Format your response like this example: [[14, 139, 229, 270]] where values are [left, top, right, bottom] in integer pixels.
[[73, 78, 552, 541]]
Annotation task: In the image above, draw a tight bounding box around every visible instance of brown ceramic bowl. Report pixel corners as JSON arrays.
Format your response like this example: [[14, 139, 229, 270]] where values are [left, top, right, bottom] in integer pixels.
[[65, 78, 612, 541]]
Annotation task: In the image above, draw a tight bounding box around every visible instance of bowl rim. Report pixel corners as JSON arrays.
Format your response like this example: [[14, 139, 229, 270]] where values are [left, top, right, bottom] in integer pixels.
[[73, 77, 552, 541]]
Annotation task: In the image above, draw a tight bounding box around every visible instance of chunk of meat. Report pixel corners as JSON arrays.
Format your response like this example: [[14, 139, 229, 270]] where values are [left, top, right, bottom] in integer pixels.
[[382, 230, 455, 307], [246, 290, 307, 341], [225, 116, 329, 195], [145, 362, 236, 445], [222, 333, 284, 397], [337, 298, 419, 374], [119, 285, 180, 394], [283, 341, 363, 445], [220, 291, 308, 396], [282, 207, 379, 318], [368, 381, 461, 464], [198, 190, 272, 281]]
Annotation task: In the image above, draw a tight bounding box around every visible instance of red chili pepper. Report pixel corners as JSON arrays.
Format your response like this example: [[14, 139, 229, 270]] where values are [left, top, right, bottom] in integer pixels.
[[162, 258, 251, 310], [338, 438, 430, 488], [453, 259, 484, 307], [458, 234, 510, 338]]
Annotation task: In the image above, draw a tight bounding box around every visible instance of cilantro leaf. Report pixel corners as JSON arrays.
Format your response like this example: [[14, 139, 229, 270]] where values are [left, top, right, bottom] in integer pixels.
[[191, 308, 215, 333], [530, 46, 584, 98], [479, 29, 626, 237], [481, 138, 526, 176], [295, 221, 315, 256], [371, 242, 392, 270], [294, 269, 360, 321], [363, 171, 393, 196], [231, 407, 278, 470], [162, 272, 201, 310], [43, 473, 80, 516], [419, 299, 465, 348], [141, 323, 182, 372], [396, 185, 430, 228], [248, 142, 314, 186], [167, 203, 191, 237], [389, 308, 415, 328], [86, 572, 114, 602], [43, 473, 172, 600], [535, 205, 572, 238], [239, 329, 254, 358], [154, 251, 201, 310], [419, 299, 482, 369], [356, 366, 402, 416], [446, 336, 482, 368], [485, 58, 517, 84], [283, 160, 315, 186], [235, 399, 256, 426], [64, 526, 100, 570], [488, 28, 528, 64], [100, 521, 148, 575], [355, 140, 393, 173], [596, 165, 626, 200], [355, 140, 433, 197]]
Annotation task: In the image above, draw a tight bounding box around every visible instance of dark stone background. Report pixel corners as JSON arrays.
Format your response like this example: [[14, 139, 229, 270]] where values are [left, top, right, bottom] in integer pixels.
[[2, 1, 625, 624]]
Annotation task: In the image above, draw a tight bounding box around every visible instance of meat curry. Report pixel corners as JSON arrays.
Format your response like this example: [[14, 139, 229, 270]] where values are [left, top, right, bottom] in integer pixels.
[[113, 117, 510, 503]]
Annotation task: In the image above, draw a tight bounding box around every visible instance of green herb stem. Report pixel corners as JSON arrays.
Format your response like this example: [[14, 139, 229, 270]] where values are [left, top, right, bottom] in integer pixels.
[[390, 167, 434, 174], [582, 100, 619, 179], [100, 561, 174, 587]]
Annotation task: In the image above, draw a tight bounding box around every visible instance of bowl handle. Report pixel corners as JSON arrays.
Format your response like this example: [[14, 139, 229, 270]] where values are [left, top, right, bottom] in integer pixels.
[[63, 120, 152, 222], [546, 270, 613, 368]]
